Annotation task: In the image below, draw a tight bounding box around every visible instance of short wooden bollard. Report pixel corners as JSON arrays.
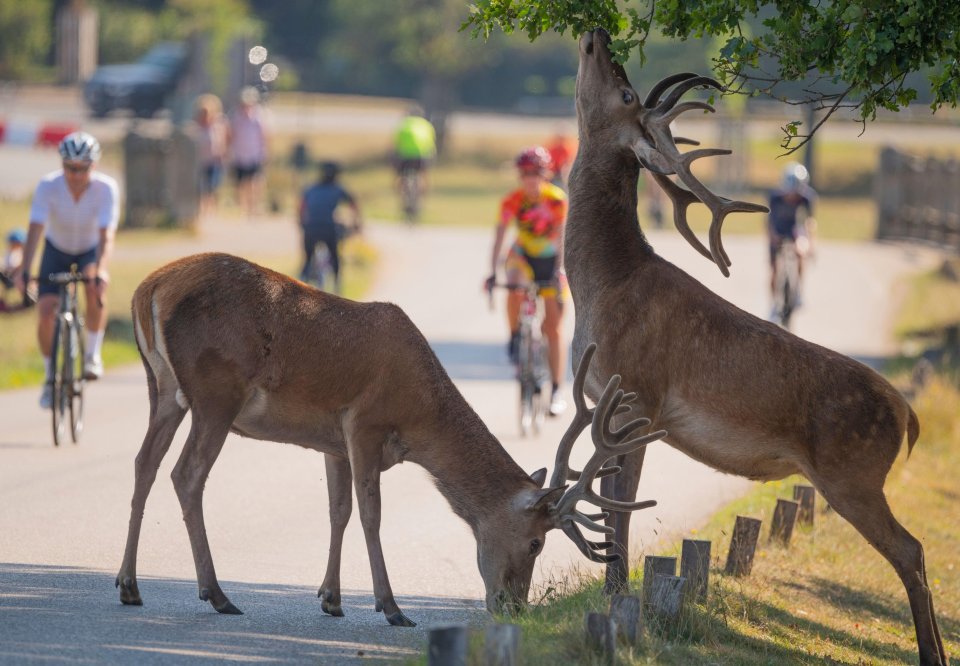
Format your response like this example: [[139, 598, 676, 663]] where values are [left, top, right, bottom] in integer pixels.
[[725, 515, 762, 576], [680, 539, 711, 603], [649, 575, 686, 620], [427, 625, 467, 666], [793, 484, 816, 526], [585, 612, 617, 664], [642, 555, 677, 608], [484, 623, 520, 666], [769, 498, 800, 545], [609, 594, 642, 644]]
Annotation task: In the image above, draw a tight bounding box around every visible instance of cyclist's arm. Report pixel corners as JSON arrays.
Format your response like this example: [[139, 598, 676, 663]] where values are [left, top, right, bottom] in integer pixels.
[[490, 223, 507, 278], [14, 222, 44, 292]]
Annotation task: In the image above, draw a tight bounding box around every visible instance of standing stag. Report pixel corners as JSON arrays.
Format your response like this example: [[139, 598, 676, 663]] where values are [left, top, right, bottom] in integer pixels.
[[564, 29, 946, 665], [116, 252, 665, 626]]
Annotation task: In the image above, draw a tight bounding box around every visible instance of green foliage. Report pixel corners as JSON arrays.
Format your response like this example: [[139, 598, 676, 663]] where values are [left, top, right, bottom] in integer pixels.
[[0, 1, 52, 79], [464, 0, 960, 130]]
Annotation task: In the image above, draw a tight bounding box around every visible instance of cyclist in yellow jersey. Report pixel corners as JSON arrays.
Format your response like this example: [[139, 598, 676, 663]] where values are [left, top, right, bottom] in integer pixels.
[[393, 105, 436, 191], [486, 146, 568, 416]]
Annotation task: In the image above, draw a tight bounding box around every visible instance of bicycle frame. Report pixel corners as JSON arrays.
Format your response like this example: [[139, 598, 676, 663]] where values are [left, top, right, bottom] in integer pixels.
[[45, 266, 88, 446], [772, 239, 801, 330]]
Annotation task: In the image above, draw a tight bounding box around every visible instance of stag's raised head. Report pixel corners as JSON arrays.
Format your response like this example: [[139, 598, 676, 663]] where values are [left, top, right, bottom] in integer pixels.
[[575, 29, 768, 276], [477, 344, 666, 615]]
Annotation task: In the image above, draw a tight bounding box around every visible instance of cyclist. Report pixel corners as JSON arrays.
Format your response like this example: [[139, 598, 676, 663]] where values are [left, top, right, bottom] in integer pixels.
[[13, 131, 119, 409], [1, 229, 28, 311], [393, 105, 436, 198], [768, 162, 817, 309], [486, 146, 568, 417], [298, 161, 363, 295]]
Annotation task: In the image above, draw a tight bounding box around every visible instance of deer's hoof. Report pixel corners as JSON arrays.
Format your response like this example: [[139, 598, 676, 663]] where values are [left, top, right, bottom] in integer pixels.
[[318, 588, 344, 617], [386, 611, 416, 627], [214, 600, 243, 615], [116, 576, 142, 606]]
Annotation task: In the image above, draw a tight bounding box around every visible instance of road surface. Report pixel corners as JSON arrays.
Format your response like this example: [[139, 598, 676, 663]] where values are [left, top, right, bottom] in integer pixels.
[[0, 210, 940, 663]]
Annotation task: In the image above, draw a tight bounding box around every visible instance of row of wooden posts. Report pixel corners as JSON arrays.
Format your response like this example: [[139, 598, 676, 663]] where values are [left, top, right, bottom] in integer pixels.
[[426, 483, 817, 665]]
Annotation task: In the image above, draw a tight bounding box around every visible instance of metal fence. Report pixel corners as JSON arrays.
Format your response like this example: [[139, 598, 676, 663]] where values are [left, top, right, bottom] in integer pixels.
[[875, 146, 960, 251]]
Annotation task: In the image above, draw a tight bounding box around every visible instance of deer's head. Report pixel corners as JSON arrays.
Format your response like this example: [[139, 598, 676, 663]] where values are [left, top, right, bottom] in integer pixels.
[[476, 344, 665, 615], [576, 29, 768, 276]]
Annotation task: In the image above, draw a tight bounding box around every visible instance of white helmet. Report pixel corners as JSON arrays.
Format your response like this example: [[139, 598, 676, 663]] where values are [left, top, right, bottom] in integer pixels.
[[782, 162, 809, 192], [59, 131, 101, 163]]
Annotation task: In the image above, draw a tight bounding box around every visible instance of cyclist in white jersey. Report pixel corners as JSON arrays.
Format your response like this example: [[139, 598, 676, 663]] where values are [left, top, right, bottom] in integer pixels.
[[13, 131, 119, 409]]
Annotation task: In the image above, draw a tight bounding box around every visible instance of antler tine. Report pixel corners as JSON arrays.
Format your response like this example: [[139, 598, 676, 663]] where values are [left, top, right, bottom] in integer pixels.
[[661, 100, 716, 126], [561, 523, 621, 564], [655, 75, 723, 113], [571, 511, 615, 534], [643, 71, 699, 108], [549, 343, 598, 489], [650, 172, 714, 261]]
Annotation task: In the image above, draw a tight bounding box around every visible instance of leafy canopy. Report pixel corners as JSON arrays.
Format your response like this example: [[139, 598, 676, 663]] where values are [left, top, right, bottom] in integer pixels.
[[464, 1, 960, 144]]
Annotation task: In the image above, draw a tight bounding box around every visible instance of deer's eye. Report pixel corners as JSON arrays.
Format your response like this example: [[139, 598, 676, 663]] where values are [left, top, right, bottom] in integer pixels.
[[529, 539, 542, 556], [622, 89, 635, 105]]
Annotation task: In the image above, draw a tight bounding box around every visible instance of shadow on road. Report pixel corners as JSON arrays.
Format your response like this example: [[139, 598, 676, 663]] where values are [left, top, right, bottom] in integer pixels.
[[0, 563, 486, 664]]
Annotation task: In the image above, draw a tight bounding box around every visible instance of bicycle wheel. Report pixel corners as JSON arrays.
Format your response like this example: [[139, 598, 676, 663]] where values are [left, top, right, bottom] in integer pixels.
[[50, 315, 67, 447], [517, 327, 539, 437], [69, 317, 85, 443], [401, 172, 420, 224]]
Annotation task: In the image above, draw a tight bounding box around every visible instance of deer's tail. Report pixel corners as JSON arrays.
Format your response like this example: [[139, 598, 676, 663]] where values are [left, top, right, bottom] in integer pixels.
[[906, 405, 920, 459]]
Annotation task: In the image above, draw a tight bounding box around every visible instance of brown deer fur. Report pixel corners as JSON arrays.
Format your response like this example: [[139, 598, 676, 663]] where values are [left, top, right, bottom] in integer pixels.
[[116, 252, 655, 627], [566, 30, 945, 665]]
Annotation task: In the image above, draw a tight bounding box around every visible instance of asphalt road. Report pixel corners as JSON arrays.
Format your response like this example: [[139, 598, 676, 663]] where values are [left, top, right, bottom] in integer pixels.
[[0, 208, 940, 664]]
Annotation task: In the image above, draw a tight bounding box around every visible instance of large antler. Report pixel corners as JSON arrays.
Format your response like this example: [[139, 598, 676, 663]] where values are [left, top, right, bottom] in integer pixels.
[[636, 73, 769, 277], [549, 344, 666, 563]]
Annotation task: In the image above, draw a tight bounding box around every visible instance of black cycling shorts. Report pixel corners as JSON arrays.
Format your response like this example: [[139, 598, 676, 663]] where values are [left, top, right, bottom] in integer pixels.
[[38, 240, 97, 297]]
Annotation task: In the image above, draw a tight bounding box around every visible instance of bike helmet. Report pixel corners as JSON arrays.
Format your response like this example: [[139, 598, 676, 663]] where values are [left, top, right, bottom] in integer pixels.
[[515, 146, 551, 175], [7, 229, 26, 245], [58, 131, 101, 163], [782, 162, 809, 192]]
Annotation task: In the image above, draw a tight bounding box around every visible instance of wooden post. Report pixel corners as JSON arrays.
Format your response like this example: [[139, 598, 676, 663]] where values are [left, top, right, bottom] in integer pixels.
[[427, 625, 468, 666], [642, 556, 677, 608], [769, 498, 800, 546], [680, 539, 711, 603], [584, 612, 616, 664], [609, 594, 642, 645], [725, 516, 762, 576], [649, 575, 687, 621], [792, 485, 816, 527], [483, 624, 520, 666]]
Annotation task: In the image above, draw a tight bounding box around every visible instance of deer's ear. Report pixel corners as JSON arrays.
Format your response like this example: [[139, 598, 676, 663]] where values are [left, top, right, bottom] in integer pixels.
[[528, 486, 566, 512], [529, 468, 548, 488]]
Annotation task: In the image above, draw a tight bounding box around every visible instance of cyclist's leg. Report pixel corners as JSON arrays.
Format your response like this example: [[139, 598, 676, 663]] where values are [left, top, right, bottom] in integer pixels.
[[542, 296, 564, 387], [300, 229, 318, 281], [36, 243, 65, 397], [78, 249, 105, 377], [504, 250, 531, 359], [323, 233, 341, 293]]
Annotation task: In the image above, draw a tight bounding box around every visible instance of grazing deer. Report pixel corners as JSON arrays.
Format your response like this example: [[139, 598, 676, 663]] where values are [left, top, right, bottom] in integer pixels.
[[116, 252, 664, 627], [565, 29, 946, 665]]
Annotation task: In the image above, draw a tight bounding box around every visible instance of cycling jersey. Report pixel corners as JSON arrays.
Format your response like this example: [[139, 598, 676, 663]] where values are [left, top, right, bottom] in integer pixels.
[[29, 170, 119, 254], [498, 182, 567, 258], [768, 186, 815, 239]]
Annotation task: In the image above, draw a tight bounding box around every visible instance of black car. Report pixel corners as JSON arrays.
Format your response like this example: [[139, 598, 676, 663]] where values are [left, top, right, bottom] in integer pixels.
[[84, 42, 188, 118]]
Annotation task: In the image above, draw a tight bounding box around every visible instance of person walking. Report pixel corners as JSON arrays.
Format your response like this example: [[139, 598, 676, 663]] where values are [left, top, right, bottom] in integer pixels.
[[13, 132, 119, 408], [227, 86, 269, 217]]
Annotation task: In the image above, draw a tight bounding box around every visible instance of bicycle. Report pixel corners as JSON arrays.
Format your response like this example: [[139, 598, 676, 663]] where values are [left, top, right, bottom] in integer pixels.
[[489, 280, 553, 437], [41, 266, 91, 446], [772, 238, 801, 330], [303, 223, 356, 294], [398, 166, 422, 225]]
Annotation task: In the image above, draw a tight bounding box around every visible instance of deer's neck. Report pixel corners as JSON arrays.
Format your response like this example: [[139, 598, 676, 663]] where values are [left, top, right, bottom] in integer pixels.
[[565, 141, 653, 293], [414, 396, 533, 532]]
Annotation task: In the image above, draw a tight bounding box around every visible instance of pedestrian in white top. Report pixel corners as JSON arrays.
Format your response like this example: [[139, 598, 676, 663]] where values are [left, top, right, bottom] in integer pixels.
[[227, 86, 269, 217], [14, 131, 119, 409]]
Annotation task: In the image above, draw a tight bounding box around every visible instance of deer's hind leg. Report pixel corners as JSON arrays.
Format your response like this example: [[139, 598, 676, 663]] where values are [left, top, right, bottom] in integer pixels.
[[117, 357, 186, 606], [810, 469, 946, 666], [171, 382, 247, 615], [318, 453, 352, 617]]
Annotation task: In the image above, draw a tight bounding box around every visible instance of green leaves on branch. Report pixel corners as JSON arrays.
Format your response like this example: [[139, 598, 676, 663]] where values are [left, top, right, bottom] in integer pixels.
[[464, 0, 960, 123]]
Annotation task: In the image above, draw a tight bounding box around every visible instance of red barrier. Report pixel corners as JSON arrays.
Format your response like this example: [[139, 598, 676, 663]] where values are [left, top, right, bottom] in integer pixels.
[[36, 123, 77, 147]]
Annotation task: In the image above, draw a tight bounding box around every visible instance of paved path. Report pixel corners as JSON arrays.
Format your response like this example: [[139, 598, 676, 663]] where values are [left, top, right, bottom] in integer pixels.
[[0, 208, 940, 663]]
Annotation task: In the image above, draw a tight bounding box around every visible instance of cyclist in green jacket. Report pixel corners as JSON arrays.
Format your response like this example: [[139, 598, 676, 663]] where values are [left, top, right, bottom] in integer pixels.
[[393, 105, 436, 203]]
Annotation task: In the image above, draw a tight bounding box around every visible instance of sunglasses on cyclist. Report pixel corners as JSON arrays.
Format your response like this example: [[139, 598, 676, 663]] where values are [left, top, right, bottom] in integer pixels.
[[63, 162, 92, 173]]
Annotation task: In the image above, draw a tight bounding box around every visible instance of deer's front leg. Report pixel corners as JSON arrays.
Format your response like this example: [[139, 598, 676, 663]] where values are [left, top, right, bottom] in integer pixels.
[[318, 453, 352, 617], [346, 424, 415, 627], [601, 447, 647, 594]]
